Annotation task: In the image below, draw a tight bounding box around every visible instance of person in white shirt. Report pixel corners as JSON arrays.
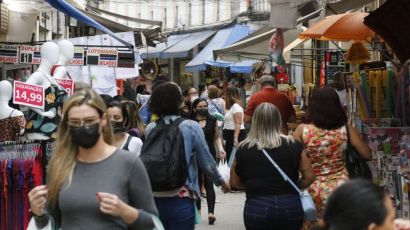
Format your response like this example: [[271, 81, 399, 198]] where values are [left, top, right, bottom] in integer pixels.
[[107, 100, 143, 155], [223, 87, 246, 161]]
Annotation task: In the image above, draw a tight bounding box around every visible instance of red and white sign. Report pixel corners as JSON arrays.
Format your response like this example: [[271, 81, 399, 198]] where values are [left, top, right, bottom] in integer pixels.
[[86, 48, 118, 67], [56, 79, 74, 96], [19, 45, 41, 64], [13, 81, 45, 109], [0, 45, 18, 64], [68, 47, 85, 66]]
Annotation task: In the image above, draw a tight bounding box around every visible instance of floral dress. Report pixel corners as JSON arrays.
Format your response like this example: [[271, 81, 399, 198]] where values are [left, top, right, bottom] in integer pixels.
[[302, 124, 348, 227], [26, 84, 68, 139]]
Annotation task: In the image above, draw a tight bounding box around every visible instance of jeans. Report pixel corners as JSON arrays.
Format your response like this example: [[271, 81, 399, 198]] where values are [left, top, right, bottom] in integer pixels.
[[154, 197, 195, 230], [244, 195, 303, 230]]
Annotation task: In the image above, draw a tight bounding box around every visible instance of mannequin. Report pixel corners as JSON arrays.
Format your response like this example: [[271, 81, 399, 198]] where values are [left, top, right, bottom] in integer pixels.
[[0, 81, 25, 142], [25, 42, 68, 140], [52, 40, 74, 79]]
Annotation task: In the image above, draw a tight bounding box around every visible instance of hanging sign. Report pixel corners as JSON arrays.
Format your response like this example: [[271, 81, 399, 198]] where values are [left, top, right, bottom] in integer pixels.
[[68, 47, 85, 66], [13, 81, 45, 109], [0, 45, 19, 63], [55, 79, 74, 96], [86, 48, 118, 67], [19, 45, 41, 64]]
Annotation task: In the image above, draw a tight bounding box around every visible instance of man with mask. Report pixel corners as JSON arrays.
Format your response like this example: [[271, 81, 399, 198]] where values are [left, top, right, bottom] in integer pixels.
[[107, 100, 143, 155], [183, 87, 199, 103]]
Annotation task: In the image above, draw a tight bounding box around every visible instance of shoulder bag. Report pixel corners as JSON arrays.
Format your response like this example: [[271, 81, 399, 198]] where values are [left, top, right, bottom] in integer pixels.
[[261, 149, 317, 221], [344, 125, 373, 180]]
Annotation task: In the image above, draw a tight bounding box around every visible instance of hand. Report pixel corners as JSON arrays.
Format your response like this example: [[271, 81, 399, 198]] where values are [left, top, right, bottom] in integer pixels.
[[97, 192, 128, 217], [395, 219, 410, 230], [28, 185, 48, 216], [233, 138, 239, 147], [218, 149, 226, 159], [221, 181, 231, 193]]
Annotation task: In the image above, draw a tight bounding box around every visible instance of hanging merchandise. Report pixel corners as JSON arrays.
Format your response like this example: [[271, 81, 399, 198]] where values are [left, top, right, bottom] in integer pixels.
[[0, 141, 48, 230], [345, 42, 371, 65]]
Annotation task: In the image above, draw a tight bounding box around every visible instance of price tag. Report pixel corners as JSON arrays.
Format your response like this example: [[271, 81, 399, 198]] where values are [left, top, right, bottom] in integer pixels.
[[56, 79, 74, 96], [13, 81, 45, 109]]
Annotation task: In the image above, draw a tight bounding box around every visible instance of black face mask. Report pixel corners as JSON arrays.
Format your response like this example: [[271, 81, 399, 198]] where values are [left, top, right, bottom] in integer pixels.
[[196, 108, 208, 116], [180, 111, 190, 118], [69, 123, 101, 148], [111, 121, 126, 134]]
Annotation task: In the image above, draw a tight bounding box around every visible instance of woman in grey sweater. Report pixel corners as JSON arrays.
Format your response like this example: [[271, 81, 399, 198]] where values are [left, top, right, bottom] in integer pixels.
[[28, 88, 158, 230]]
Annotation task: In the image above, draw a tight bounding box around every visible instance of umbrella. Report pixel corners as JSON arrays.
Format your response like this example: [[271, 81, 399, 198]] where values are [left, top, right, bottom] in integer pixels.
[[364, 0, 410, 63], [299, 12, 375, 41]]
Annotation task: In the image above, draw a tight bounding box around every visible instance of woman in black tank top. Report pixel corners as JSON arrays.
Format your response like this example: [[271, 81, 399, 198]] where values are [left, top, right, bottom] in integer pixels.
[[191, 98, 226, 225]]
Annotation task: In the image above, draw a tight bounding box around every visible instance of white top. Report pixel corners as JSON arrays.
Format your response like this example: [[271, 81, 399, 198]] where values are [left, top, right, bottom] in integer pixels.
[[120, 134, 143, 156], [336, 89, 347, 107], [223, 103, 245, 130]]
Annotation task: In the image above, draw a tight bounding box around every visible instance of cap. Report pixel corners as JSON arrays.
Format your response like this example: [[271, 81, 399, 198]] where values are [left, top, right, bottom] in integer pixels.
[[259, 75, 276, 85]]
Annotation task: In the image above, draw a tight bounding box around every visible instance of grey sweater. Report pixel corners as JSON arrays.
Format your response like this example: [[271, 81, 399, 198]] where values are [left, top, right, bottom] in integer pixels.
[[36, 149, 158, 230]]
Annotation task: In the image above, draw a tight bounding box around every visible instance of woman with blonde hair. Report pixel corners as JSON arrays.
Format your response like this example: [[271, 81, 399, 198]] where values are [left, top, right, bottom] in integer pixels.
[[28, 88, 158, 229], [230, 103, 315, 230]]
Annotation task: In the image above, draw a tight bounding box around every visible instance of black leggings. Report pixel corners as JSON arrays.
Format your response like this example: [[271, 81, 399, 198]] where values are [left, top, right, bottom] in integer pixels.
[[223, 129, 247, 161], [196, 166, 216, 214]]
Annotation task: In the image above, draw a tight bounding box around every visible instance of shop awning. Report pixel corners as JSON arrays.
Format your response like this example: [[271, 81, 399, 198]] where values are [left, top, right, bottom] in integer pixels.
[[230, 60, 260, 73], [139, 34, 191, 59], [161, 30, 217, 59], [214, 26, 301, 63], [46, 0, 133, 48], [283, 38, 308, 63], [185, 25, 250, 72]]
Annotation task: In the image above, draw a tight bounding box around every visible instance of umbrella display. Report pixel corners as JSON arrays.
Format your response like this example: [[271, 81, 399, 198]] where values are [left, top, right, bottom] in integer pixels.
[[364, 0, 410, 63], [299, 12, 375, 41]]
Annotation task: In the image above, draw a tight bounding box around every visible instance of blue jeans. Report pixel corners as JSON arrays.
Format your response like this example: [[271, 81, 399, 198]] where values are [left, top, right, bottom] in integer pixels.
[[155, 197, 195, 230], [244, 195, 303, 230]]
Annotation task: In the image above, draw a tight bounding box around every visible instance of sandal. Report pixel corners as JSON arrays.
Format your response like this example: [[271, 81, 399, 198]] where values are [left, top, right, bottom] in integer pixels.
[[208, 214, 216, 225]]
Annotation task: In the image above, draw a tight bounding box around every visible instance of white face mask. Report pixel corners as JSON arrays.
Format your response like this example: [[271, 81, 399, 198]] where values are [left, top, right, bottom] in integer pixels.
[[190, 95, 199, 103]]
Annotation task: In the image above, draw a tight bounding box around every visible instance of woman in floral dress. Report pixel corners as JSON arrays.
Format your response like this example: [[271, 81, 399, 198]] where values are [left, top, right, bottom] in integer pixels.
[[293, 87, 372, 227]]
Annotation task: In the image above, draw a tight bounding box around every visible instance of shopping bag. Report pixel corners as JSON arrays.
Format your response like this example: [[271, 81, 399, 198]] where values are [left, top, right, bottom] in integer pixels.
[[217, 160, 230, 182], [152, 215, 165, 230], [228, 146, 237, 167]]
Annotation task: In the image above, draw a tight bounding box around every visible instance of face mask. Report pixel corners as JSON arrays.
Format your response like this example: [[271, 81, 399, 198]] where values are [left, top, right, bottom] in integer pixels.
[[69, 123, 101, 148], [190, 95, 199, 103], [196, 108, 208, 116], [111, 121, 125, 134], [180, 111, 190, 118]]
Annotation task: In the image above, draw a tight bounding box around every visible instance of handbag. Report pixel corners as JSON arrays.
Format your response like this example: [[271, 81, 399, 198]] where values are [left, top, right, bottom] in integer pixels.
[[344, 125, 373, 180], [261, 149, 317, 221]]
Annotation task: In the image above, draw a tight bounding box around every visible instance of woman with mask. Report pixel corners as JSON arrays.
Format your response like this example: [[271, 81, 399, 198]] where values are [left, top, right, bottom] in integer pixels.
[[107, 100, 143, 155], [27, 88, 158, 229], [192, 98, 226, 225]]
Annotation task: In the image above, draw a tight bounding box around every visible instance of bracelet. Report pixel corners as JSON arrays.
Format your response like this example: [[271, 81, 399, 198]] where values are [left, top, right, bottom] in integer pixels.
[[29, 209, 46, 219]]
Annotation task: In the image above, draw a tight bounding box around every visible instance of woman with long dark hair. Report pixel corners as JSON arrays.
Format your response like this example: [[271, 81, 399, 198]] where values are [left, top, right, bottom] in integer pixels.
[[231, 103, 315, 230], [293, 87, 372, 226], [223, 86, 246, 161], [191, 98, 226, 225]]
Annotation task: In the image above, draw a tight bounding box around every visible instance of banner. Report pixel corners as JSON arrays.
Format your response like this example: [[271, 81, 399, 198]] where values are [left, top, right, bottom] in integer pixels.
[[86, 48, 118, 67], [68, 47, 85, 65], [13, 81, 45, 109], [0, 45, 18, 63], [19, 45, 41, 64], [56, 79, 74, 96]]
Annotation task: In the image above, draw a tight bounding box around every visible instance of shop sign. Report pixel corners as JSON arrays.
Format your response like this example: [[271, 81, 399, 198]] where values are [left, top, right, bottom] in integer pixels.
[[13, 81, 44, 109], [86, 48, 118, 67], [68, 47, 85, 66], [19, 45, 41, 64], [327, 51, 346, 66], [56, 79, 74, 96], [0, 45, 18, 63]]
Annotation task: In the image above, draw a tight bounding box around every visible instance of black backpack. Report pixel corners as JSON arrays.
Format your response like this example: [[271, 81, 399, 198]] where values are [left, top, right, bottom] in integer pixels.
[[140, 118, 188, 191]]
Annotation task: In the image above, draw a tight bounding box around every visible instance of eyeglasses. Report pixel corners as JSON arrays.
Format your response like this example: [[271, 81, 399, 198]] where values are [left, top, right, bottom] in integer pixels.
[[67, 118, 100, 128]]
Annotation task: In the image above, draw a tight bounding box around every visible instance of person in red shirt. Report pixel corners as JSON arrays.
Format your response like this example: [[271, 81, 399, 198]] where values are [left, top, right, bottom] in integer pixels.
[[244, 75, 296, 134]]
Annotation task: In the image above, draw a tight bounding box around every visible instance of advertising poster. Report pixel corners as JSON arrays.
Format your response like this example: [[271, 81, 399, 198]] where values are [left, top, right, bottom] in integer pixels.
[[0, 45, 18, 63]]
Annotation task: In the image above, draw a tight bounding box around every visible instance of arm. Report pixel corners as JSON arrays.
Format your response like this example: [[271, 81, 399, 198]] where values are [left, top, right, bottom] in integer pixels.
[[229, 159, 244, 190], [348, 125, 372, 161], [232, 112, 243, 146], [243, 98, 255, 124], [293, 125, 304, 143], [28, 185, 62, 228], [127, 157, 159, 229], [298, 152, 315, 189], [214, 120, 226, 159]]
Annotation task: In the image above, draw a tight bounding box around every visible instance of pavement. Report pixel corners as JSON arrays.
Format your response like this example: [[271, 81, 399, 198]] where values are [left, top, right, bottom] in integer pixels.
[[195, 187, 246, 230]]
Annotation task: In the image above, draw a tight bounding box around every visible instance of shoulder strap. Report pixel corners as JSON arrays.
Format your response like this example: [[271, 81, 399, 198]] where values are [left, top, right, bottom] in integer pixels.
[[345, 124, 352, 148], [8, 109, 15, 118], [261, 149, 301, 193], [122, 135, 133, 150], [172, 117, 185, 127]]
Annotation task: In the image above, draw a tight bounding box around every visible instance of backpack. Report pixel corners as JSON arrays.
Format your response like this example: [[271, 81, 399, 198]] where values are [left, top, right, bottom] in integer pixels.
[[140, 118, 188, 192]]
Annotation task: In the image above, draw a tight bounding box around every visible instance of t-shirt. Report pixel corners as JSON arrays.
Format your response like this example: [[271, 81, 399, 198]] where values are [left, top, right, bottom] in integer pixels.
[[245, 87, 295, 132], [120, 134, 143, 156], [336, 89, 347, 107], [36, 149, 158, 230], [223, 103, 245, 130], [235, 138, 303, 198]]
